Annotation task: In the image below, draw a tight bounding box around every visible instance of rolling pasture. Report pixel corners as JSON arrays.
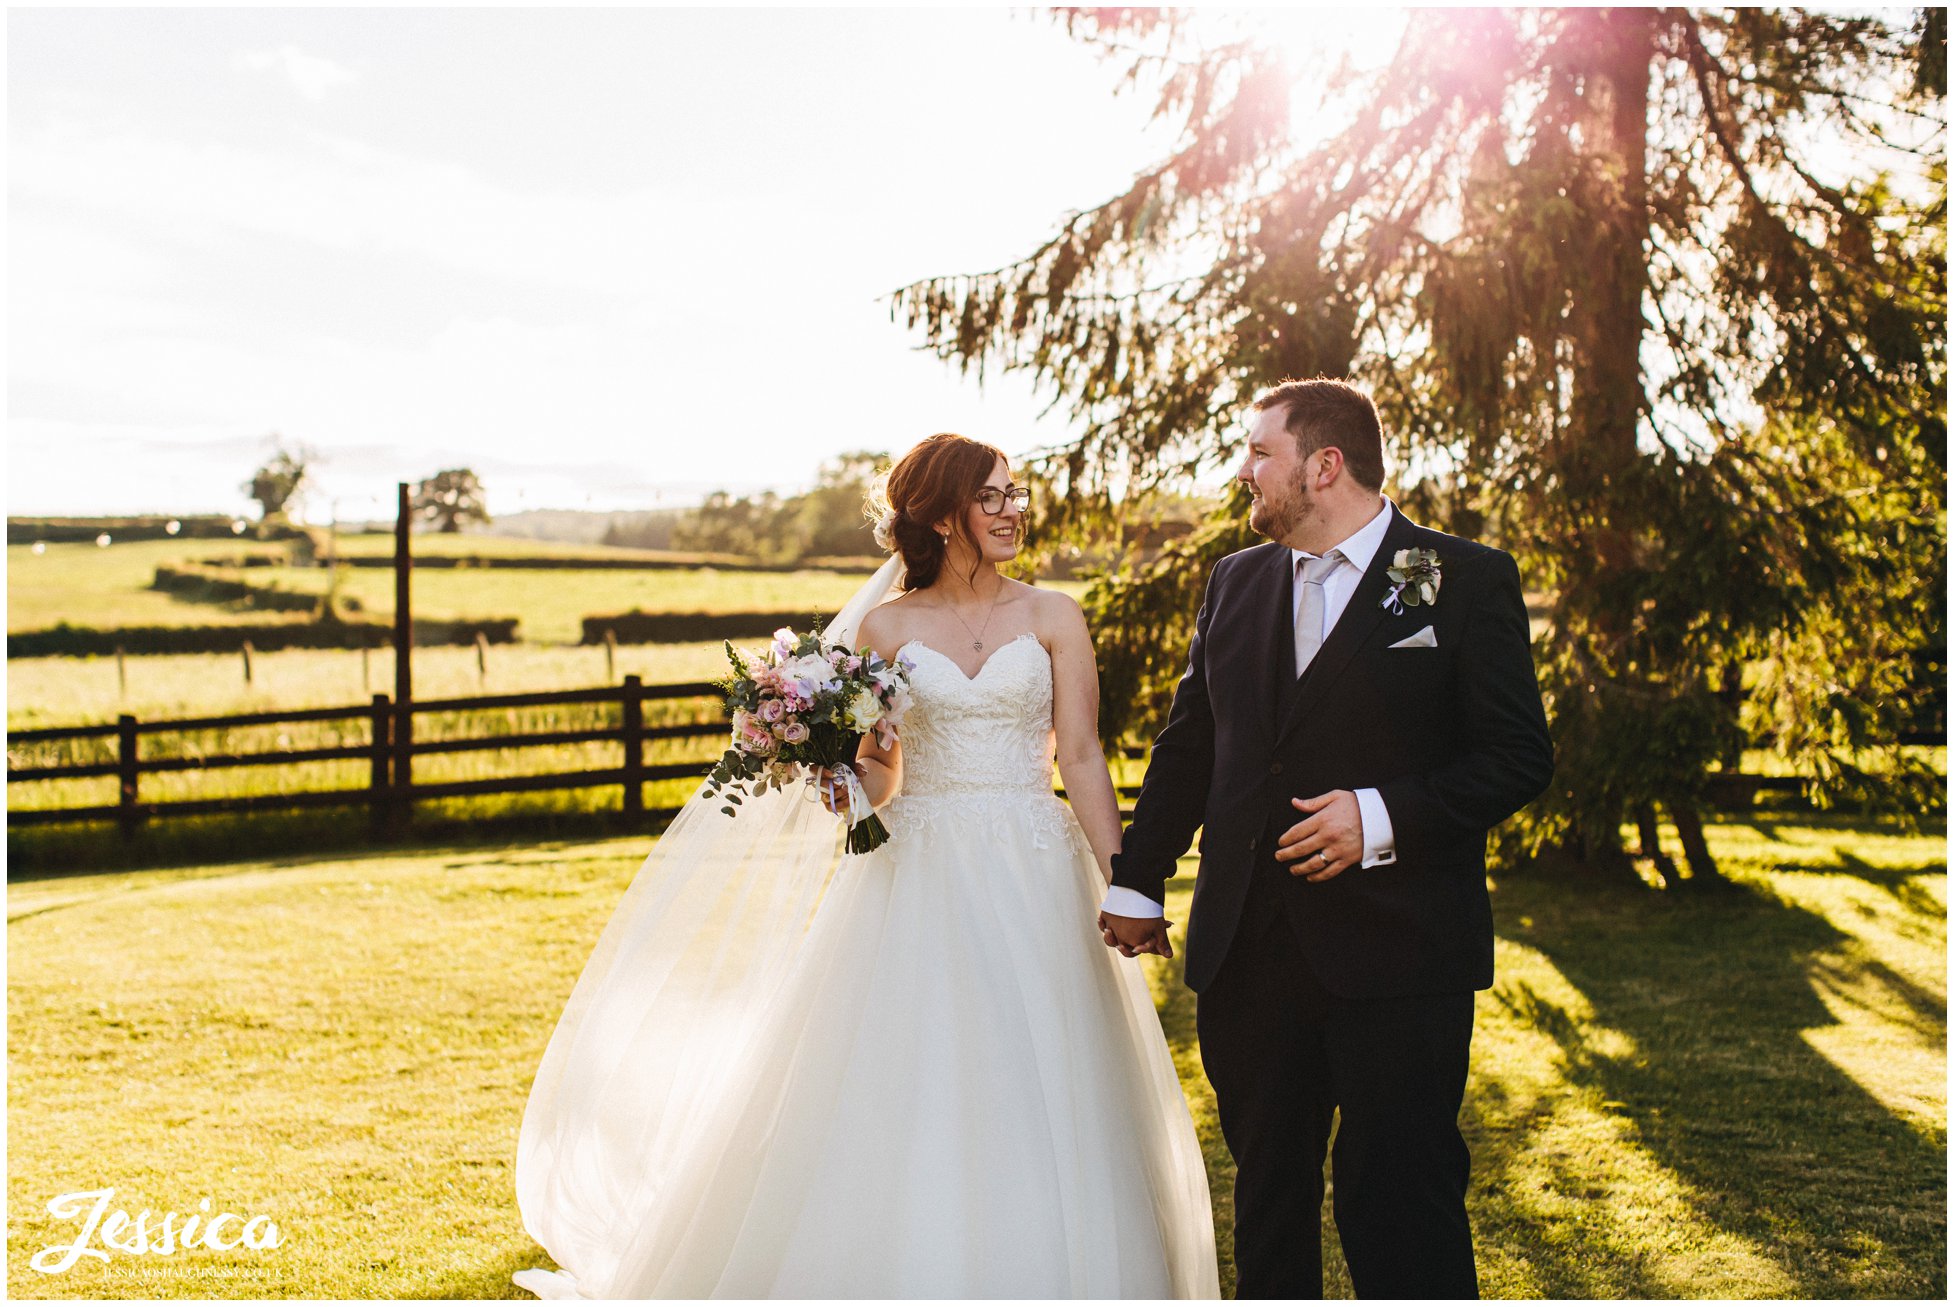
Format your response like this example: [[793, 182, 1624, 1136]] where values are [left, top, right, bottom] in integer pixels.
[[8, 541, 319, 633], [237, 564, 898, 645], [8, 534, 1088, 648]]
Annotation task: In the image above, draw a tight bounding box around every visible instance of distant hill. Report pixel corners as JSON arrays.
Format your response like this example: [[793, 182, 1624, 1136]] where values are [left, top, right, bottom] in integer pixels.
[[461, 508, 690, 548]]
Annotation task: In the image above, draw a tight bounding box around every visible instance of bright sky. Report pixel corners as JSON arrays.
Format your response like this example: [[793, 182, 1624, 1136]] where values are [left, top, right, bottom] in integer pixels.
[[7, 7, 1175, 520], [8, 6, 1413, 523]]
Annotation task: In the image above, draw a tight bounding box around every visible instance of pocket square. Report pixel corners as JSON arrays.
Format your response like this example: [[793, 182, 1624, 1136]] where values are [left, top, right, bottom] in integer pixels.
[[1388, 625, 1438, 649]]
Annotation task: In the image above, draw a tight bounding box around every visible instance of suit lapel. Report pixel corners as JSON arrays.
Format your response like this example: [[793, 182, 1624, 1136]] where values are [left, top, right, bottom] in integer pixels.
[[1265, 545, 1296, 723], [1273, 506, 1423, 749]]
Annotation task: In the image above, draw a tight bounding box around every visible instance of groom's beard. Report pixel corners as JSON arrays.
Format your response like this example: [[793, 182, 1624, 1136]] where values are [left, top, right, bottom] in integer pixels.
[[1248, 476, 1318, 542]]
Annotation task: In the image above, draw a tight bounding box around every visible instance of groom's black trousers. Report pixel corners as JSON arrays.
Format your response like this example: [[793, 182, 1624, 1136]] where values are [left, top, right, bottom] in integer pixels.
[[1196, 895, 1478, 1300]]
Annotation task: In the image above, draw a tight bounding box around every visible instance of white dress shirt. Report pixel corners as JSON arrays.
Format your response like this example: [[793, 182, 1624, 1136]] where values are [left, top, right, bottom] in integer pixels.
[[1100, 499, 1400, 920]]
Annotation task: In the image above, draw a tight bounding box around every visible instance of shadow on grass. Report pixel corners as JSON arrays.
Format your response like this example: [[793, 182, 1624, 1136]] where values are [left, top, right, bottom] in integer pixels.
[[1829, 850, 1949, 929], [1463, 1063, 1679, 1298], [7, 804, 670, 883], [1485, 873, 1946, 1298]]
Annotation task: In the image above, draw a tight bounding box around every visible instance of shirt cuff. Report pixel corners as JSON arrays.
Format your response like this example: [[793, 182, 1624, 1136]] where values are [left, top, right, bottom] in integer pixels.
[[1099, 885, 1165, 918], [1356, 787, 1397, 867]]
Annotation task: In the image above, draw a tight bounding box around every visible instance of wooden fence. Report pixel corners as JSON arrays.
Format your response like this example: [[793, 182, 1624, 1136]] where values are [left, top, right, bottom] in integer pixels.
[[6, 676, 731, 836], [8, 676, 1826, 840]]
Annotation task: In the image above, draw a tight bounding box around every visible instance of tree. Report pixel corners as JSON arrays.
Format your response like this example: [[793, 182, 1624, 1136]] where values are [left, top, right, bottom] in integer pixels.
[[413, 468, 492, 534], [791, 451, 892, 559], [671, 452, 889, 563], [892, 8, 1945, 884], [672, 489, 787, 561], [241, 438, 315, 525]]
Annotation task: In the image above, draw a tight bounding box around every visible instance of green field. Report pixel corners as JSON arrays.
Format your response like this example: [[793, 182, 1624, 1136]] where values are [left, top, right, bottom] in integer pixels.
[[240, 565, 921, 645], [325, 532, 718, 561], [7, 541, 320, 634], [8, 536, 1089, 646], [6, 815, 1942, 1298]]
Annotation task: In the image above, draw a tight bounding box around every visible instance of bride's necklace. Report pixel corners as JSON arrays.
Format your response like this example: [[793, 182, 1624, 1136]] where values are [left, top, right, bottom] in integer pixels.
[[944, 579, 1005, 652]]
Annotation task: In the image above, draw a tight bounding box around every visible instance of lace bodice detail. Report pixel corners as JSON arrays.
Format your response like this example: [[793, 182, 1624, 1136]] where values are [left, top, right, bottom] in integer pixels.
[[893, 632, 1057, 797]]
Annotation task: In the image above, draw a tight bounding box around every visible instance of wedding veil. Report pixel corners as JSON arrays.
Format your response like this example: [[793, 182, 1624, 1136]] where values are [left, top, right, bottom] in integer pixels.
[[512, 554, 906, 1300]]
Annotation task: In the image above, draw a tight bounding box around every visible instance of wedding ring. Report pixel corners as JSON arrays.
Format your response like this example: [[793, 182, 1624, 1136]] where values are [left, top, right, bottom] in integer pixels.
[[1317, 851, 1330, 864]]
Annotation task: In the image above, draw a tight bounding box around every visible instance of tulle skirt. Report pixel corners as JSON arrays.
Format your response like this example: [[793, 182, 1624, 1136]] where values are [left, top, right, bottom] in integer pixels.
[[514, 788, 1218, 1299]]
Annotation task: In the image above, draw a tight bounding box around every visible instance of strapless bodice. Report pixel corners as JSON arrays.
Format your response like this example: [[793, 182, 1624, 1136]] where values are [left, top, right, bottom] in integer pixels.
[[892, 632, 1056, 798]]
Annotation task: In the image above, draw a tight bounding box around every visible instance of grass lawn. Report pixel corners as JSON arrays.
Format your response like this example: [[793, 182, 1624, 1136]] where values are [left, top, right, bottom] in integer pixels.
[[6, 815, 1943, 1298]]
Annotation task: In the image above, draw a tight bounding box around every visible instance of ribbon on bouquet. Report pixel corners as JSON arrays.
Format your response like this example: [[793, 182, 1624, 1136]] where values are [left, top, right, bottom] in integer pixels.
[[828, 763, 870, 831], [812, 761, 893, 855]]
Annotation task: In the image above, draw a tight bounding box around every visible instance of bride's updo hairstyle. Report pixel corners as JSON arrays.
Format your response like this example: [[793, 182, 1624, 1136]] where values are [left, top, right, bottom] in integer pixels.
[[867, 433, 1010, 592]]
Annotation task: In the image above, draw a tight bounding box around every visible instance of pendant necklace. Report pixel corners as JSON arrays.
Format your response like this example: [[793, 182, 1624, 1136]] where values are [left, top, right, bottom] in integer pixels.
[[946, 580, 1004, 652]]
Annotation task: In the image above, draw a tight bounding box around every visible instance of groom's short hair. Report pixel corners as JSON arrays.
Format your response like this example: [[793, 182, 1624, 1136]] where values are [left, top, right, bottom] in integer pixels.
[[1253, 379, 1385, 492]]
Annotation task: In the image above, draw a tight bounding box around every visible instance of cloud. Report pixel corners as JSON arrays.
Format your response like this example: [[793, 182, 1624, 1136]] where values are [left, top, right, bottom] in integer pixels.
[[231, 45, 359, 102], [8, 120, 731, 303]]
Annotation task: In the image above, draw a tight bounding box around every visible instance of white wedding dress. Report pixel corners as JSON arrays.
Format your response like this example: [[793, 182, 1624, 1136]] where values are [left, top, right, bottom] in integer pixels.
[[513, 620, 1218, 1298]]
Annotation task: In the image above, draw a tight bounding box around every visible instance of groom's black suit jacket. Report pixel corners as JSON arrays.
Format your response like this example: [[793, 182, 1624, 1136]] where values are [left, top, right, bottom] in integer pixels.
[[1109, 504, 1555, 998]]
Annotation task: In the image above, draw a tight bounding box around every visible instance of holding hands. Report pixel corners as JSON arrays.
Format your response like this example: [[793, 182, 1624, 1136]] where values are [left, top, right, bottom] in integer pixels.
[[1095, 790, 1365, 961], [1098, 911, 1174, 960]]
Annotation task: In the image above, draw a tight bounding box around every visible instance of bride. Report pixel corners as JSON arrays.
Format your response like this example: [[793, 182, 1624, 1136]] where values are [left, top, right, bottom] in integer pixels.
[[512, 433, 1218, 1299]]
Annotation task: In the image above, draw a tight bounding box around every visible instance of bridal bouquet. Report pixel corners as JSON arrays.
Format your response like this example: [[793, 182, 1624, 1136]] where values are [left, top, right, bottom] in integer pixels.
[[703, 627, 915, 853]]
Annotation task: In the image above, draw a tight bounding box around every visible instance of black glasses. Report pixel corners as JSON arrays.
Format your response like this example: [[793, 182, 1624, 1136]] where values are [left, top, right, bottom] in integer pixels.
[[975, 486, 1031, 515]]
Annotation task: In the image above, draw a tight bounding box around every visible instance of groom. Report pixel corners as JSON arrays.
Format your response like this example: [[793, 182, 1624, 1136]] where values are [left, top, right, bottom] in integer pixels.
[[1099, 379, 1554, 1299]]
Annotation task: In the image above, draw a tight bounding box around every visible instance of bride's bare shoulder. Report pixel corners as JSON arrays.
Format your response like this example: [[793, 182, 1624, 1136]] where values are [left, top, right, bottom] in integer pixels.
[[1021, 580, 1085, 624], [854, 595, 919, 663]]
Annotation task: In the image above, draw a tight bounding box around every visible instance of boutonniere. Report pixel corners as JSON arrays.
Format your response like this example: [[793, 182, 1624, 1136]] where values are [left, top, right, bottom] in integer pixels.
[[1381, 548, 1441, 614]]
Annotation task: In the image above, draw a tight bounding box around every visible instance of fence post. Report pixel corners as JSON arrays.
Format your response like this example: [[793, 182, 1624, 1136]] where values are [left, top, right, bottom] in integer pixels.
[[621, 675, 644, 823], [391, 697, 413, 834], [392, 481, 412, 834], [369, 693, 392, 837], [117, 714, 140, 840]]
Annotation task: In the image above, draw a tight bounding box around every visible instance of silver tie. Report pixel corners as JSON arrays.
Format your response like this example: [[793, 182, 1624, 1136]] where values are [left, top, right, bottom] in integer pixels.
[[1294, 551, 1344, 678]]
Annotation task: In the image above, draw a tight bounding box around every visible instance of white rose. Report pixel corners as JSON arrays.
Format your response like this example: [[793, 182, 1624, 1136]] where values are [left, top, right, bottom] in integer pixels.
[[845, 688, 882, 732]]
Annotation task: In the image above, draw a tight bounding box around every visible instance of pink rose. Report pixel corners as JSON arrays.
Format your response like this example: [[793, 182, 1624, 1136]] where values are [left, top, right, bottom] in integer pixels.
[[779, 720, 810, 745], [732, 710, 776, 757], [758, 698, 785, 723]]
